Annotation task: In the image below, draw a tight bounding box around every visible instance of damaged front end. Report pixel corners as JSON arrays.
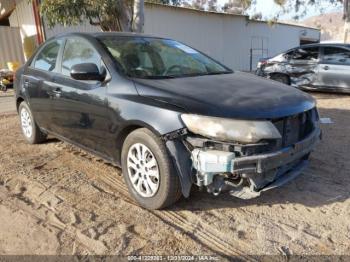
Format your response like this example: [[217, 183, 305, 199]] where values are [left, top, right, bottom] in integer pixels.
[[165, 108, 321, 200]]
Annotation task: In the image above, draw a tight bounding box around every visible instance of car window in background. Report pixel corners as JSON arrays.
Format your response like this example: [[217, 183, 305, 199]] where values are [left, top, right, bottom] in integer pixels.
[[323, 47, 350, 65], [62, 38, 102, 76], [33, 40, 62, 72], [99, 37, 231, 79], [292, 47, 319, 61], [283, 50, 295, 59]]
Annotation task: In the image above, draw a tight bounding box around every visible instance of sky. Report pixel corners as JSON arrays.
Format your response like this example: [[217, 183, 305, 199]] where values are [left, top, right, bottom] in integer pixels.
[[217, 0, 343, 20]]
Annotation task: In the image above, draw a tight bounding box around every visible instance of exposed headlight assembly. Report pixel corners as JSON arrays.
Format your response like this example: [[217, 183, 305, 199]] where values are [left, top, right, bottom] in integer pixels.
[[181, 114, 281, 144]]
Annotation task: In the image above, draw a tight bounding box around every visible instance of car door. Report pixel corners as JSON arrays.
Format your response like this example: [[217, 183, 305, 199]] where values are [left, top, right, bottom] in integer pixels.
[[23, 39, 63, 130], [50, 37, 111, 156], [288, 46, 320, 87], [317, 46, 350, 90]]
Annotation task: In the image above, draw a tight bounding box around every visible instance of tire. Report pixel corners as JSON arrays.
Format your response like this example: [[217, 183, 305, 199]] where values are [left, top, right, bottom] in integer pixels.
[[19, 101, 47, 144], [270, 74, 290, 85], [121, 128, 181, 210]]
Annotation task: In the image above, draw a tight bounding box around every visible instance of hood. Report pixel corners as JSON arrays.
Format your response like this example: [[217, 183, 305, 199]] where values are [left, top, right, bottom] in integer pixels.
[[133, 71, 316, 120]]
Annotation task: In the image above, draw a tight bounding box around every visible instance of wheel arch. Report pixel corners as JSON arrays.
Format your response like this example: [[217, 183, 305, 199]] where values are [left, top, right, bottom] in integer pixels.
[[16, 96, 25, 112], [268, 72, 291, 85], [116, 121, 191, 198], [115, 121, 163, 165]]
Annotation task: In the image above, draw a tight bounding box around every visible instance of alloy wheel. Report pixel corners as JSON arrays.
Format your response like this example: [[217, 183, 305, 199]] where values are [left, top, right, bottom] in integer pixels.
[[127, 143, 160, 198], [20, 107, 33, 138]]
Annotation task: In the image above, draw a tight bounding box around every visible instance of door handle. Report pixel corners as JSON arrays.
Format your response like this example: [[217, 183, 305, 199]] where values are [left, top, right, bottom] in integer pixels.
[[52, 88, 61, 98], [24, 80, 30, 88], [323, 65, 330, 70]]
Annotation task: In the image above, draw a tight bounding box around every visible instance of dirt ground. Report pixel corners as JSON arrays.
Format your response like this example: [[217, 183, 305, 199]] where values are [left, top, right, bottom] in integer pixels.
[[0, 91, 350, 259]]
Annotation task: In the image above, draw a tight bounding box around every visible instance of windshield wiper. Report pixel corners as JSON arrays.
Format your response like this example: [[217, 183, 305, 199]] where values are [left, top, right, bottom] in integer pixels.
[[142, 75, 176, 79], [130, 71, 233, 79], [205, 70, 233, 75], [169, 71, 233, 78]]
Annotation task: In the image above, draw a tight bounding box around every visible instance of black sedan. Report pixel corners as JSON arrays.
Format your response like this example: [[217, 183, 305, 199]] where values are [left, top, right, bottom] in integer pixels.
[[15, 33, 321, 209]]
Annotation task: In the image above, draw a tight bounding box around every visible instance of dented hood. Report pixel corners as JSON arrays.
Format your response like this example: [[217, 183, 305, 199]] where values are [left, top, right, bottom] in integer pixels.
[[133, 71, 316, 120]]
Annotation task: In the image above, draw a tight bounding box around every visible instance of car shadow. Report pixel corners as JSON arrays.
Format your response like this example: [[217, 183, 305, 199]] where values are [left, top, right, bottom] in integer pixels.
[[170, 107, 350, 211]]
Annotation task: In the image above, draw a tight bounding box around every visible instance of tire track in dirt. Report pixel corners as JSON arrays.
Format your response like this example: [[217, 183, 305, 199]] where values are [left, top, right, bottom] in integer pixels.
[[0, 184, 108, 255], [55, 142, 253, 260]]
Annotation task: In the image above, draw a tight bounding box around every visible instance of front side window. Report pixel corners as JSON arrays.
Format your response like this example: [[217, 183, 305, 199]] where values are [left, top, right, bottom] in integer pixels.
[[323, 47, 350, 65], [33, 40, 62, 71], [292, 47, 319, 61], [99, 37, 231, 79], [62, 38, 102, 76]]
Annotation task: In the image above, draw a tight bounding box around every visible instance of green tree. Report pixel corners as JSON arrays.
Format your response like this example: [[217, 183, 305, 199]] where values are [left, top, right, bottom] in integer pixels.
[[41, 0, 144, 32], [222, 0, 254, 14], [40, 0, 185, 32]]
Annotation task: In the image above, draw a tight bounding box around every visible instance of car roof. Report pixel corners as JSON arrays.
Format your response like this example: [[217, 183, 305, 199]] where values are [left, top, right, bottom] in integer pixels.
[[299, 43, 350, 48]]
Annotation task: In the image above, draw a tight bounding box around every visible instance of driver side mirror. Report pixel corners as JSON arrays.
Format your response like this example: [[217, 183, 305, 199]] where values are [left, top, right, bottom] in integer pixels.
[[70, 63, 106, 82]]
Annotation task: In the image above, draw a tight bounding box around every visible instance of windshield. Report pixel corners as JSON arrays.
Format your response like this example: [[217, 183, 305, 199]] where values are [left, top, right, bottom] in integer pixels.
[[99, 36, 232, 79]]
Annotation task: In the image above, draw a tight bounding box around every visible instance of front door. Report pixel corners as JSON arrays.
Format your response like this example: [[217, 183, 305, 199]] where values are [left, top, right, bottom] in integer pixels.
[[51, 37, 111, 156], [318, 46, 350, 91], [288, 46, 320, 87], [23, 39, 63, 131]]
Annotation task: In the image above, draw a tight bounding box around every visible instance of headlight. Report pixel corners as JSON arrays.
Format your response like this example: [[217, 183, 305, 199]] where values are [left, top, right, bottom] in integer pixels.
[[181, 114, 281, 143]]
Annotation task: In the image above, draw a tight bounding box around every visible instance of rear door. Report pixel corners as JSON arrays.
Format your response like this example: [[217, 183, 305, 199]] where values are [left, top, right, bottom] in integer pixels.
[[318, 46, 350, 91], [23, 39, 63, 131], [288, 46, 320, 87], [50, 37, 111, 156]]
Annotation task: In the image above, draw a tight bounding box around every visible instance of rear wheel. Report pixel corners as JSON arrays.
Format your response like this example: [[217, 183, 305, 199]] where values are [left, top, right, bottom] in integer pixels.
[[19, 102, 47, 144], [121, 128, 181, 210], [270, 74, 290, 85]]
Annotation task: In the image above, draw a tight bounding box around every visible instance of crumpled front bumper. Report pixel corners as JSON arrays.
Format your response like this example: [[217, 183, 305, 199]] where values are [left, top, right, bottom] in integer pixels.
[[229, 127, 321, 199], [166, 126, 321, 199], [232, 127, 321, 175]]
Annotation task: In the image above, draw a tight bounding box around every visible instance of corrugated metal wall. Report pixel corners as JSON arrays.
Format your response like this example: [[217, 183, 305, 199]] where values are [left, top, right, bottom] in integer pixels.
[[0, 26, 25, 68], [144, 4, 320, 70], [43, 4, 320, 71], [9, 0, 37, 39]]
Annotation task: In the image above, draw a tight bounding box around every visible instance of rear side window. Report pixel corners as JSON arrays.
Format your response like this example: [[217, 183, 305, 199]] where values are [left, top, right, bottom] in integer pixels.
[[33, 40, 62, 71], [291, 47, 319, 61], [61, 38, 102, 76], [323, 47, 350, 65]]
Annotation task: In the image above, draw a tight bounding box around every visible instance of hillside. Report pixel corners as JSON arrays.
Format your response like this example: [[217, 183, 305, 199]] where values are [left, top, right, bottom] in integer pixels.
[[288, 12, 345, 42]]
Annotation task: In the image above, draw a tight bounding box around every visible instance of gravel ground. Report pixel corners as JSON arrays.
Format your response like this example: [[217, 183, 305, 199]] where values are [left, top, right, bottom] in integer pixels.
[[0, 92, 349, 258], [0, 90, 15, 114]]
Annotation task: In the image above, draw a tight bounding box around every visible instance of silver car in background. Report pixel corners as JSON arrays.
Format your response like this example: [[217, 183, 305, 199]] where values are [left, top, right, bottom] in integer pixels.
[[256, 43, 350, 93]]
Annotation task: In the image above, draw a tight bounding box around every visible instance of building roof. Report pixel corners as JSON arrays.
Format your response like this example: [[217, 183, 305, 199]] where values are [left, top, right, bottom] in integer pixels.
[[145, 2, 320, 31]]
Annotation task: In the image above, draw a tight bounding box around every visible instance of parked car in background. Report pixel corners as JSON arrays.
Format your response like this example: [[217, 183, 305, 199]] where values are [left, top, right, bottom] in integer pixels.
[[256, 43, 350, 93], [15, 33, 321, 210]]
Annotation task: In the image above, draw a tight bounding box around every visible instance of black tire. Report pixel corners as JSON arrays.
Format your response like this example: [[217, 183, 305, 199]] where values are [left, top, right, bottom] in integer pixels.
[[18, 101, 47, 144], [270, 74, 290, 85], [121, 128, 181, 210]]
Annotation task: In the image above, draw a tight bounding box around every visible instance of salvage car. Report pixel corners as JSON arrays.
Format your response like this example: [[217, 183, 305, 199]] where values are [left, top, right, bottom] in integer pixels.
[[256, 43, 350, 93], [15, 33, 321, 209]]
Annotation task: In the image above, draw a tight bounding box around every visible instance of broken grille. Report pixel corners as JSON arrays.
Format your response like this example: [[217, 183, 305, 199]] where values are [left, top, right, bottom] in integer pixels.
[[273, 108, 318, 147]]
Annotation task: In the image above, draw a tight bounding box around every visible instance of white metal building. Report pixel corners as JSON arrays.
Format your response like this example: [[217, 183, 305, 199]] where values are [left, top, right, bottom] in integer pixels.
[[0, 0, 320, 71]]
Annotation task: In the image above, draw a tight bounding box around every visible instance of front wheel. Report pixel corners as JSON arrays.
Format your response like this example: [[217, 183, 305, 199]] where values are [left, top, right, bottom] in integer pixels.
[[19, 101, 47, 144], [121, 128, 181, 210]]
